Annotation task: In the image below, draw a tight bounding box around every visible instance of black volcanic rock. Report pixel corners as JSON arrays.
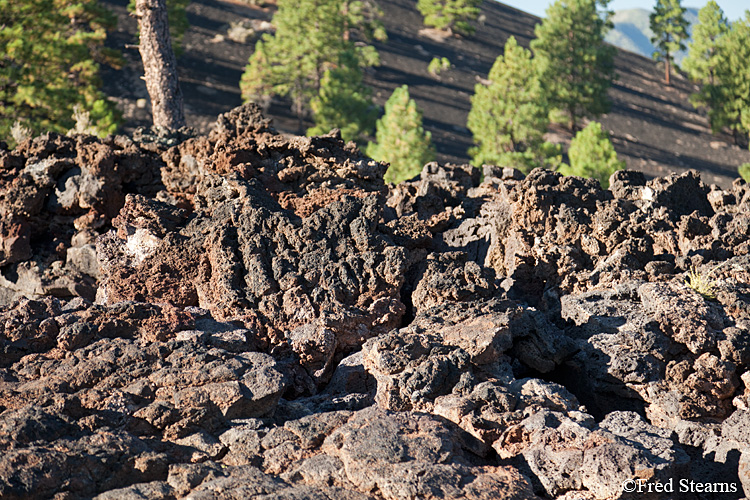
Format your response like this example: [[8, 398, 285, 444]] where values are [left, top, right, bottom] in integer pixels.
[[0, 105, 748, 499]]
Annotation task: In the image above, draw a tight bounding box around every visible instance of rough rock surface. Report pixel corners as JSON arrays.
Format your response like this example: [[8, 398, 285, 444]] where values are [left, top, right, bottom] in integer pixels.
[[1, 104, 749, 499], [0, 133, 164, 304]]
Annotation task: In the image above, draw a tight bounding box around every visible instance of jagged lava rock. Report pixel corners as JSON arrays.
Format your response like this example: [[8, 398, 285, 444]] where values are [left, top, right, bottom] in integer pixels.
[[96, 106, 418, 384], [1, 105, 750, 499], [0, 133, 164, 304]]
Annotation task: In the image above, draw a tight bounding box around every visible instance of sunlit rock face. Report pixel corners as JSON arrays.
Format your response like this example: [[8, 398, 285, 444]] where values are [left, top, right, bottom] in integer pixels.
[[0, 105, 749, 499]]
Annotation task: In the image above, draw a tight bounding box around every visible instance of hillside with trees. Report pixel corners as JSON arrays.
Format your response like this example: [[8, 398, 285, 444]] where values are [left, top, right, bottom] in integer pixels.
[[90, 0, 750, 189]]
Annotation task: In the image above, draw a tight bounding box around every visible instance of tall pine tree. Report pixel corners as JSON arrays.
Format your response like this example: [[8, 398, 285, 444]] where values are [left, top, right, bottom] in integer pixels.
[[241, 0, 383, 130], [649, 0, 689, 86], [709, 13, 750, 147], [558, 121, 624, 188], [467, 36, 551, 173], [530, 0, 616, 131], [682, 1, 729, 86], [682, 1, 729, 135], [0, 0, 121, 141], [417, 0, 483, 36], [135, 0, 185, 130], [366, 85, 435, 184]]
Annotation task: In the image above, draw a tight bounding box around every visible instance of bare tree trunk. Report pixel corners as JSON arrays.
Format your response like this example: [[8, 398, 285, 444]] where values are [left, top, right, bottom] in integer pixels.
[[664, 57, 671, 86], [569, 104, 577, 132], [135, 0, 186, 130]]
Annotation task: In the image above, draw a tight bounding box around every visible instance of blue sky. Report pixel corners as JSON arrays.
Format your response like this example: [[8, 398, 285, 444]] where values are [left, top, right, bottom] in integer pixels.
[[497, 0, 748, 21]]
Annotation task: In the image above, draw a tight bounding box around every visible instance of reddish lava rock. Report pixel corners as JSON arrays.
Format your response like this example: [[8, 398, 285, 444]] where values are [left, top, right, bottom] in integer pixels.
[[0, 105, 748, 499]]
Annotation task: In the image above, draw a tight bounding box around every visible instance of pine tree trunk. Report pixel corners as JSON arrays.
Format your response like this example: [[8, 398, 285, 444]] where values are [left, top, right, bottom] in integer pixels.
[[664, 58, 670, 86], [135, 0, 186, 130], [342, 2, 350, 41], [569, 104, 577, 132]]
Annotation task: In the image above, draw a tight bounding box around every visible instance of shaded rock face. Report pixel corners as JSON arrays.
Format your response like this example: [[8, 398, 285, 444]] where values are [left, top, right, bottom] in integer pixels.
[[0, 133, 165, 304], [560, 279, 743, 426], [1, 104, 750, 499]]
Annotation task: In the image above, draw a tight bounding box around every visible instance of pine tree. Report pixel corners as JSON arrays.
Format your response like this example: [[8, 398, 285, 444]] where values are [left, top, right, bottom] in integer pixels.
[[708, 13, 750, 147], [682, 1, 728, 86], [558, 121, 624, 188], [240, 39, 275, 109], [307, 51, 377, 143], [417, 0, 483, 36], [650, 0, 689, 86], [467, 36, 552, 173], [241, 0, 343, 119], [0, 0, 121, 142], [366, 85, 435, 184], [683, 1, 729, 136], [241, 0, 383, 128], [530, 0, 616, 131]]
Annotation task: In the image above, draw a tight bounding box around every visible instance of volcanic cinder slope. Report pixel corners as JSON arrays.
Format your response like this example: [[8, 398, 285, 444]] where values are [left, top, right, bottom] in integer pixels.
[[0, 104, 749, 499], [101, 0, 750, 188]]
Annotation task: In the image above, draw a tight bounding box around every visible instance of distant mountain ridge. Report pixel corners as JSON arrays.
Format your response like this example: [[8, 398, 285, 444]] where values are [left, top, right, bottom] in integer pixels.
[[605, 7, 699, 64]]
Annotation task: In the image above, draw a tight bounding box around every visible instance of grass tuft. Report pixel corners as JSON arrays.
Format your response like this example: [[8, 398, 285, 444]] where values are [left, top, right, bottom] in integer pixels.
[[684, 266, 717, 300]]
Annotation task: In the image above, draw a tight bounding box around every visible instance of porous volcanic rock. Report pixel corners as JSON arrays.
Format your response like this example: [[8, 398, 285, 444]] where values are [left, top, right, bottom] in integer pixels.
[[2, 105, 750, 499], [0, 133, 164, 304], [0, 297, 288, 499], [95, 106, 417, 385], [360, 298, 695, 499]]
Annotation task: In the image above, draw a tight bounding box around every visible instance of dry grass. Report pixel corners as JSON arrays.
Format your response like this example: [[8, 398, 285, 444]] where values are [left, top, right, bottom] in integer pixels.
[[684, 266, 717, 300]]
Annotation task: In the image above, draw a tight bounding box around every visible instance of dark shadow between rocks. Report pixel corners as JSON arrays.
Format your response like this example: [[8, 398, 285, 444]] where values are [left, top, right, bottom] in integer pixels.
[[553, 310, 652, 422], [398, 270, 418, 328], [676, 447, 743, 500], [542, 360, 647, 423]]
